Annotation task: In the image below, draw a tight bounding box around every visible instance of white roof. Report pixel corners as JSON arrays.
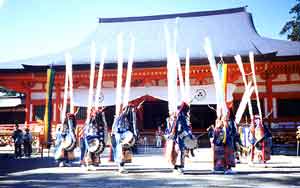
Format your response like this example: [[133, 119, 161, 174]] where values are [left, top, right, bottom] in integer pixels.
[[1, 7, 300, 69], [0, 97, 22, 107]]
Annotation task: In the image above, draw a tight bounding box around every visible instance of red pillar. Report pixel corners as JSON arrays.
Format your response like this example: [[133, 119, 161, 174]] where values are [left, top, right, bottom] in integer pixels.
[[266, 71, 273, 123], [25, 88, 31, 124]]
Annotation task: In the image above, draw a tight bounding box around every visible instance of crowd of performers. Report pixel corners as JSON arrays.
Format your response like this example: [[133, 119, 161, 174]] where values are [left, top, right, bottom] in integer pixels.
[[53, 103, 272, 174], [54, 104, 138, 172], [211, 112, 272, 174]]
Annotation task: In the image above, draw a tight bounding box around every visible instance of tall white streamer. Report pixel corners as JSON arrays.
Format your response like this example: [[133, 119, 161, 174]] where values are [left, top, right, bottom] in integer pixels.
[[66, 55, 74, 114], [95, 48, 106, 109], [164, 24, 176, 114], [123, 35, 135, 107], [235, 55, 253, 120], [235, 81, 254, 124], [115, 33, 123, 116], [185, 48, 190, 103], [176, 54, 185, 101], [249, 52, 262, 120], [61, 53, 70, 123], [204, 38, 222, 117], [87, 41, 96, 119]]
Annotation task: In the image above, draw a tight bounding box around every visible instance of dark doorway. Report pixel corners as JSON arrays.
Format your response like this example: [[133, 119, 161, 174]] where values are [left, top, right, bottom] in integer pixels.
[[190, 104, 217, 130], [143, 100, 169, 130]]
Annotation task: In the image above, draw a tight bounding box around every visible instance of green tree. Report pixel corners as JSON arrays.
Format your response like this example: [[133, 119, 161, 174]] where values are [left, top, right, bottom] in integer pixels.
[[280, 0, 300, 41]]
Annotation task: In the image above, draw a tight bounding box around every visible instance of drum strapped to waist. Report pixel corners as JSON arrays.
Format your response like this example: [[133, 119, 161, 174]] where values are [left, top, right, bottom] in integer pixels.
[[61, 134, 76, 152], [120, 131, 135, 149], [178, 130, 198, 149], [86, 135, 105, 154]]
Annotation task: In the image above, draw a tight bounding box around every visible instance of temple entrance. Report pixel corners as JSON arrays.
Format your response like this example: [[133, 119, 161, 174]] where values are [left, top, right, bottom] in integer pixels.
[[143, 100, 169, 130], [190, 105, 217, 131]]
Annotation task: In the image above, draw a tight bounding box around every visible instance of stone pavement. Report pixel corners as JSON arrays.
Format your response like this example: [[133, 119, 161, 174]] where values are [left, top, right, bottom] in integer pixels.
[[0, 148, 300, 188]]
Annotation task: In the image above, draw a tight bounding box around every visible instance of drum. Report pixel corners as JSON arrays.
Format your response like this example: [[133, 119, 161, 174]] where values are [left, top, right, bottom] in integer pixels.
[[120, 131, 135, 149], [62, 134, 76, 152], [178, 130, 198, 149], [183, 136, 198, 149], [87, 136, 105, 154]]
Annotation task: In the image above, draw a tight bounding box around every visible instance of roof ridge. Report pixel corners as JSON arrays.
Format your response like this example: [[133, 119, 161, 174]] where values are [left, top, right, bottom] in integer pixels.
[[98, 7, 247, 23]]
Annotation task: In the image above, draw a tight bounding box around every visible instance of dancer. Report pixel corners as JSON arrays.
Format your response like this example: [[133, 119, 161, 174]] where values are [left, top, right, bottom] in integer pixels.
[[111, 105, 138, 173], [212, 116, 225, 173], [155, 126, 163, 148], [212, 112, 237, 174], [165, 102, 197, 174], [224, 112, 238, 173], [54, 113, 77, 167], [83, 107, 108, 170], [249, 115, 272, 165]]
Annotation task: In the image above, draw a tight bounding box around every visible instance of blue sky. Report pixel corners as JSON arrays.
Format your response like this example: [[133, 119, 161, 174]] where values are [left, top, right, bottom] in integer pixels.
[[0, 0, 296, 62]]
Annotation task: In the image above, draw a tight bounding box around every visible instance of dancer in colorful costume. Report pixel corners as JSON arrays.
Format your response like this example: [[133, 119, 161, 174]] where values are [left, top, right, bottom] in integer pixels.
[[238, 120, 251, 160], [54, 113, 77, 167], [165, 102, 197, 174], [111, 105, 138, 173], [79, 42, 107, 169], [249, 115, 272, 164], [204, 39, 238, 174], [234, 52, 272, 166], [83, 107, 108, 169], [54, 52, 77, 167], [212, 111, 238, 174], [212, 117, 225, 172]]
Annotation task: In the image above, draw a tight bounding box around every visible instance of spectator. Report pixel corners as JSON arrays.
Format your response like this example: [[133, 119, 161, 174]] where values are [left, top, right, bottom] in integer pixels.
[[23, 128, 33, 157], [143, 136, 148, 152], [12, 123, 23, 158], [155, 126, 163, 148]]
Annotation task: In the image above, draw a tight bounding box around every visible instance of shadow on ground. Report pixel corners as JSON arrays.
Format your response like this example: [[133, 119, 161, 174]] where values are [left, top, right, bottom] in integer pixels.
[[0, 154, 56, 175]]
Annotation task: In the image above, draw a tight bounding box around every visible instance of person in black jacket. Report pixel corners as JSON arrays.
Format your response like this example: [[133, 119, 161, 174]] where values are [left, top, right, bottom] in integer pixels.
[[12, 123, 23, 158]]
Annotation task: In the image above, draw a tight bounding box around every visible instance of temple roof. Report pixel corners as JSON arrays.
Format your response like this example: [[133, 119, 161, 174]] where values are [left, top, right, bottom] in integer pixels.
[[1, 7, 300, 70]]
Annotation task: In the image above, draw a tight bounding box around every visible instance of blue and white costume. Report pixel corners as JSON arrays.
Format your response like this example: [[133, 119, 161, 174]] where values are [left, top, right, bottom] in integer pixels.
[[54, 113, 77, 167], [111, 106, 138, 173], [83, 108, 107, 168]]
